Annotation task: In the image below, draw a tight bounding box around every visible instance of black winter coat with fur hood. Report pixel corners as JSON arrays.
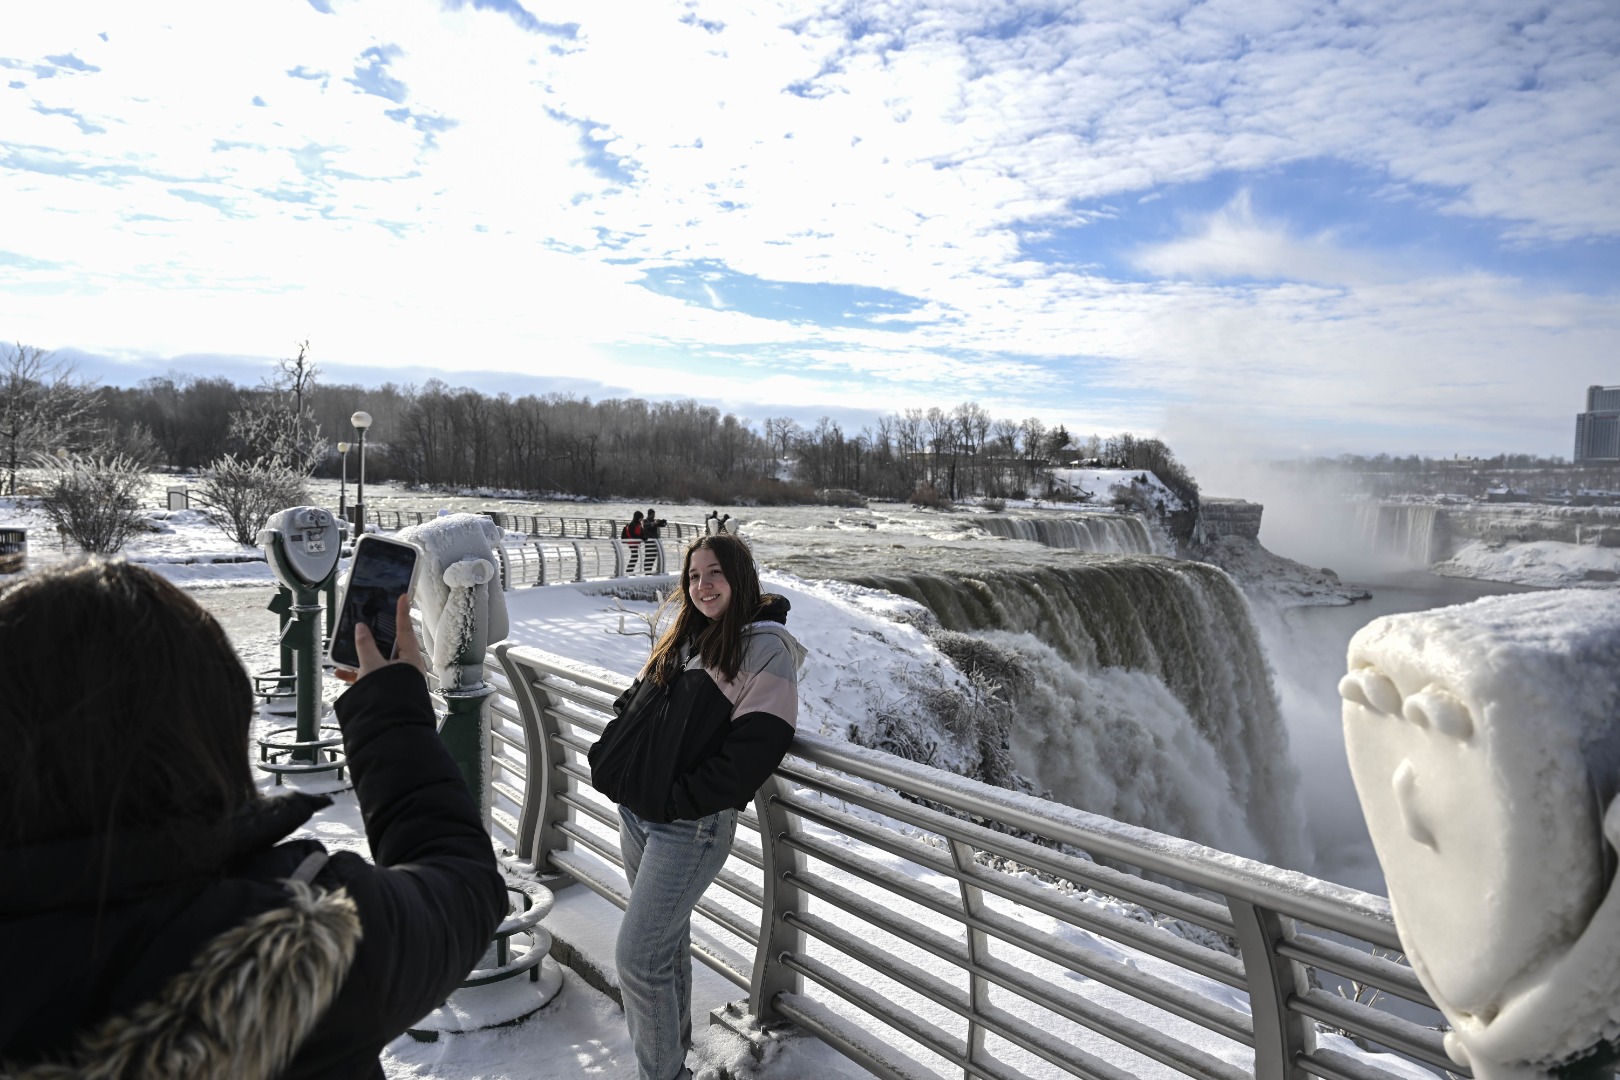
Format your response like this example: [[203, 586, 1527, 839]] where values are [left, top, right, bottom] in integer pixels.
[[0, 663, 508, 1080]]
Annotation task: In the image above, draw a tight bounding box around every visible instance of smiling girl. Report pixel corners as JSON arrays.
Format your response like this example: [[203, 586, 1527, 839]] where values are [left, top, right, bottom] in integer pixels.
[[587, 533, 805, 1080]]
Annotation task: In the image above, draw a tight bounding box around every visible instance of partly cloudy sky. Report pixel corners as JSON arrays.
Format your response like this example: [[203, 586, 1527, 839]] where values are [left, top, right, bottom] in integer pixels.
[[3, 0, 1618, 458]]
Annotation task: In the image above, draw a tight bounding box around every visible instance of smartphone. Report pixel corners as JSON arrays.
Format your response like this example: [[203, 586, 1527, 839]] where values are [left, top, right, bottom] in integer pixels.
[[328, 535, 421, 670]]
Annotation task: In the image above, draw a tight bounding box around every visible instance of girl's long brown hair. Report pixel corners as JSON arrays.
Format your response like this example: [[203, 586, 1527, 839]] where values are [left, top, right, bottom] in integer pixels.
[[647, 533, 762, 686]]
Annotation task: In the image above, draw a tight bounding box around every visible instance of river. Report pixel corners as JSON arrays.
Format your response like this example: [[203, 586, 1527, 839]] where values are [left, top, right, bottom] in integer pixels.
[[1257, 571, 1539, 893]]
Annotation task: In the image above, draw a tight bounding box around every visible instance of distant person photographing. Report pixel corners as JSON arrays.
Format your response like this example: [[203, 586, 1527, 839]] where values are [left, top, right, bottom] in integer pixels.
[[0, 559, 506, 1079], [641, 508, 667, 572]]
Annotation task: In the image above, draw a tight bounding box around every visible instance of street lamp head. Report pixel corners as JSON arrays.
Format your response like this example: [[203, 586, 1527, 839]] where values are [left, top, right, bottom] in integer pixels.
[[337, 441, 351, 453], [350, 411, 373, 432]]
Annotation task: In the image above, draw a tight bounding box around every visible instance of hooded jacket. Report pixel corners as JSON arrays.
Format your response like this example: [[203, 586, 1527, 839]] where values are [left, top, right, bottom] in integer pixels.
[[0, 664, 508, 1080], [589, 594, 805, 823]]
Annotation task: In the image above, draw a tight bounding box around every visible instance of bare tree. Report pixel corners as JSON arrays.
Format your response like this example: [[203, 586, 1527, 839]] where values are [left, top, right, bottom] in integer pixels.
[[196, 454, 309, 546], [39, 454, 147, 554], [226, 342, 325, 473], [763, 417, 801, 460], [0, 343, 101, 495]]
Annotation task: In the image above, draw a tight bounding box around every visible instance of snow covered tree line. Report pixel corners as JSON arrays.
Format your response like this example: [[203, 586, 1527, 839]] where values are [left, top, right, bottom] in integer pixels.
[[769, 407, 1201, 509], [6, 343, 1201, 551]]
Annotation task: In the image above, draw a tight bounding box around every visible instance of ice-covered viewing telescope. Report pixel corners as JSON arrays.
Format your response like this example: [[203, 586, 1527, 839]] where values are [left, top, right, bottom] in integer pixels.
[[1343, 590, 1620, 1080]]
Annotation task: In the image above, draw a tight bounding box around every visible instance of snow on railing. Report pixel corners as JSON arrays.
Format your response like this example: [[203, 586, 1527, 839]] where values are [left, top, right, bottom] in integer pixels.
[[484, 645, 1460, 1080], [362, 508, 704, 541], [493, 537, 672, 588]]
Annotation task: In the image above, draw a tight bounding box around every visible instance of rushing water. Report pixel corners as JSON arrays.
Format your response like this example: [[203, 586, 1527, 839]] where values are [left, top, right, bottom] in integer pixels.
[[971, 513, 1168, 555], [1254, 571, 1539, 891], [848, 559, 1306, 867], [1352, 504, 1447, 567]]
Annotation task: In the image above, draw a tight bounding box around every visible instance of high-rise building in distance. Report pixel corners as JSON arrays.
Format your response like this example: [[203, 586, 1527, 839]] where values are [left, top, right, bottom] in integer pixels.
[[1574, 385, 1620, 462]]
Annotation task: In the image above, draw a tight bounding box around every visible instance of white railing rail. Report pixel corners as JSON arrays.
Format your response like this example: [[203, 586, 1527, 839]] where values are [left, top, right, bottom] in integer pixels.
[[364, 508, 704, 541], [493, 537, 674, 588], [486, 645, 1461, 1080]]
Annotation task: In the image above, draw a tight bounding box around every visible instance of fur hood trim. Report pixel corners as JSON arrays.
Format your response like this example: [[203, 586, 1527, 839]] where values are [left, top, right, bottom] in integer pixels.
[[3, 873, 362, 1080]]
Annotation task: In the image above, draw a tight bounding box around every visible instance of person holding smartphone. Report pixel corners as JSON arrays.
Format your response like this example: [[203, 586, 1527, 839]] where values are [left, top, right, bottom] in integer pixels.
[[0, 559, 506, 1079], [588, 533, 805, 1080]]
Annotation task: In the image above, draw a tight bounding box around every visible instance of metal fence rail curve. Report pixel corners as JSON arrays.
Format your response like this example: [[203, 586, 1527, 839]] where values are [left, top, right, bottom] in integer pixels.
[[488, 644, 1463, 1080]]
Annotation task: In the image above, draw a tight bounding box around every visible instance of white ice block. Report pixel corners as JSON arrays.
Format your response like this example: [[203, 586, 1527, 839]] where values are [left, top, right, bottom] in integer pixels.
[[1342, 588, 1620, 1079]]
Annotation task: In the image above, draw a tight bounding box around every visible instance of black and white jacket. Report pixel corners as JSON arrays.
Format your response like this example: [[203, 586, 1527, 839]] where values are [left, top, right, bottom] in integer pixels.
[[0, 664, 508, 1080], [589, 595, 806, 823]]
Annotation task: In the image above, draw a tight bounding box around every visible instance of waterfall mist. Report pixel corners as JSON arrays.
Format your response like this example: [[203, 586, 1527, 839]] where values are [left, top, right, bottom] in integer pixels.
[[854, 557, 1309, 868]]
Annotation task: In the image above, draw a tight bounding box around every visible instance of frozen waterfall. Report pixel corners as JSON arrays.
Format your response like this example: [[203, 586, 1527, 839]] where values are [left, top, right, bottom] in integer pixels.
[[854, 557, 1308, 868]]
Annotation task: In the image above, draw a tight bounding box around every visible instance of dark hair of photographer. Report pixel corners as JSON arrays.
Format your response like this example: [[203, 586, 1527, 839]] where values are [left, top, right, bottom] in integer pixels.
[[0, 559, 255, 852], [0, 559, 506, 1080]]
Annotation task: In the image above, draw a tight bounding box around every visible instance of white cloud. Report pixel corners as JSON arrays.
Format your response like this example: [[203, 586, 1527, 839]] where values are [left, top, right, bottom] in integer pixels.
[[1129, 190, 1399, 285], [1, 0, 1617, 456]]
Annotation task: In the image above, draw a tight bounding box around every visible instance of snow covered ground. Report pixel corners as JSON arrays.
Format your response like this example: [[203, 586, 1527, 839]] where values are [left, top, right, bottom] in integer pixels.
[[1435, 539, 1620, 589]]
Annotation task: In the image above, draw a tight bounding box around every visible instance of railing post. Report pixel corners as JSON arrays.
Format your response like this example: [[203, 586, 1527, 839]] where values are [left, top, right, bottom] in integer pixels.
[[1228, 898, 1314, 1080], [750, 775, 806, 1023], [571, 540, 585, 582], [494, 543, 512, 592], [655, 539, 666, 575], [948, 838, 990, 1080], [496, 647, 573, 871], [534, 541, 548, 586], [611, 538, 626, 578]]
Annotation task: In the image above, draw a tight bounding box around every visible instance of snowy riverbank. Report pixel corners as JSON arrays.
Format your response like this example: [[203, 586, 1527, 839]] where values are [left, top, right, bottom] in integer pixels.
[[1434, 539, 1620, 588]]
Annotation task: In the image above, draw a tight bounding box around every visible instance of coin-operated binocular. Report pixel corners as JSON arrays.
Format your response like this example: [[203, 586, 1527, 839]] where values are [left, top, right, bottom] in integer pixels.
[[257, 506, 344, 775], [1342, 590, 1620, 1080]]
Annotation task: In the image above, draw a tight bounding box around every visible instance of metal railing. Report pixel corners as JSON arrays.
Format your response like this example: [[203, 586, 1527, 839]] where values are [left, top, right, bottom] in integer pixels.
[[489, 645, 1462, 1080], [493, 538, 674, 588], [485, 513, 706, 541], [0, 527, 26, 574], [361, 507, 704, 540]]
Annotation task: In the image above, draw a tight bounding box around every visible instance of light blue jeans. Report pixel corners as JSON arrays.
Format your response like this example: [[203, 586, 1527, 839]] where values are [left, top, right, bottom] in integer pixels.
[[616, 805, 738, 1080]]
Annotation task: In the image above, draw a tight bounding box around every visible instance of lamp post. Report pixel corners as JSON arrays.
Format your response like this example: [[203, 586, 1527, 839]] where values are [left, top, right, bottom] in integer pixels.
[[337, 441, 351, 523], [351, 411, 372, 531]]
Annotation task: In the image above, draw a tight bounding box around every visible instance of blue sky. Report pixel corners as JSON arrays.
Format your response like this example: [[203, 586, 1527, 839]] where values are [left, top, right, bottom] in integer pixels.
[[2, 0, 1618, 462]]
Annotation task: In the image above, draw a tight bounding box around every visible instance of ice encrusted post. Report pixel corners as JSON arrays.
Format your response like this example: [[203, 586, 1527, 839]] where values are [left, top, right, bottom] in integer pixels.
[[397, 513, 562, 1037], [398, 513, 510, 820], [1341, 590, 1620, 1080]]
